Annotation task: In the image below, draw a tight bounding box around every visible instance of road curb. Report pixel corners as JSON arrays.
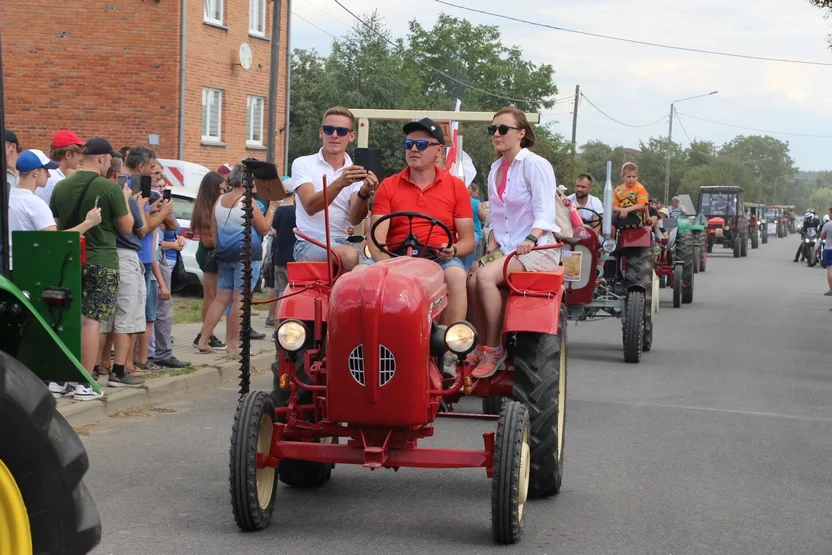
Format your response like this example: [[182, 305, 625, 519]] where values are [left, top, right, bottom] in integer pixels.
[[59, 350, 275, 428]]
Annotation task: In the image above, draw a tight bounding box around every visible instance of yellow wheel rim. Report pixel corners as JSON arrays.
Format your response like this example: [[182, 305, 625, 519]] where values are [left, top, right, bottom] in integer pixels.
[[518, 426, 530, 520], [255, 414, 276, 510], [0, 459, 32, 555]]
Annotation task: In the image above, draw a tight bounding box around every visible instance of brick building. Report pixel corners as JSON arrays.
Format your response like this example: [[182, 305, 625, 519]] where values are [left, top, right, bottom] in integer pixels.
[[0, 0, 289, 173]]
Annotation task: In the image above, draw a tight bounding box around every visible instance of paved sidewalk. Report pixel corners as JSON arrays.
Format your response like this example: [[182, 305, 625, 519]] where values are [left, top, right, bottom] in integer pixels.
[[58, 319, 277, 427]]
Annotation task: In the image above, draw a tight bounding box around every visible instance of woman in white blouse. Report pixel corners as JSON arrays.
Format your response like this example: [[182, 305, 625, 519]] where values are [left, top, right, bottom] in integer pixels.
[[466, 107, 560, 378]]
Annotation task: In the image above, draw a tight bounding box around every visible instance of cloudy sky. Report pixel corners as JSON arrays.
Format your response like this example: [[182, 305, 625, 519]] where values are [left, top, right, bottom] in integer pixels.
[[288, 0, 832, 171]]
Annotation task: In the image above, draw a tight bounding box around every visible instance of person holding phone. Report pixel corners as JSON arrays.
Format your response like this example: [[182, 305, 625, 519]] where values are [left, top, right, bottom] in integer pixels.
[[291, 106, 379, 272]]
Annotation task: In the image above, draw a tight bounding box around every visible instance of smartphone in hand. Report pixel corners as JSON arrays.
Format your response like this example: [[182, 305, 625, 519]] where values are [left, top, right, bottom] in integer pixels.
[[117, 175, 128, 188], [140, 175, 152, 199], [163, 189, 172, 201], [353, 147, 382, 180]]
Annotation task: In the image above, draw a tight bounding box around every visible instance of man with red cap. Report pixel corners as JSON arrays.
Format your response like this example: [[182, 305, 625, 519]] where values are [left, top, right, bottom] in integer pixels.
[[37, 129, 86, 204]]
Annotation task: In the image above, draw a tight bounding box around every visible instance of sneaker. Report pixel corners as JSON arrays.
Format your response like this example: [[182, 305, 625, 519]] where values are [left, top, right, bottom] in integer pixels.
[[471, 346, 507, 379], [155, 356, 191, 369], [265, 316, 276, 327], [209, 335, 227, 350], [135, 361, 163, 372], [249, 328, 266, 340], [108, 373, 144, 387], [466, 346, 484, 366], [74, 383, 103, 401], [48, 381, 73, 399]]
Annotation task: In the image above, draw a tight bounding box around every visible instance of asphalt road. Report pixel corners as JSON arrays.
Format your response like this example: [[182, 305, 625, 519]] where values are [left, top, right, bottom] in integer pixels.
[[84, 236, 832, 555]]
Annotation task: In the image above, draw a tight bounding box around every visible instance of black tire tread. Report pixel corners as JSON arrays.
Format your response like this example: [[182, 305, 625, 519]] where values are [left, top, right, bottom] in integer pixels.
[[512, 328, 564, 499], [677, 233, 694, 304], [492, 401, 529, 544], [482, 397, 505, 416], [623, 290, 645, 363], [0, 350, 101, 555]]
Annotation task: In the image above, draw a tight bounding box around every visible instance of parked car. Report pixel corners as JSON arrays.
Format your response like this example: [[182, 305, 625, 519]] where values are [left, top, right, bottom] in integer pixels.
[[158, 159, 211, 188], [170, 188, 269, 290]]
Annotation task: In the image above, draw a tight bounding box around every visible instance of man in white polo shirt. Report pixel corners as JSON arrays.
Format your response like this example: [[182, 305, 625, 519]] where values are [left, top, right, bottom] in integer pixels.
[[568, 173, 604, 232], [292, 106, 379, 272]]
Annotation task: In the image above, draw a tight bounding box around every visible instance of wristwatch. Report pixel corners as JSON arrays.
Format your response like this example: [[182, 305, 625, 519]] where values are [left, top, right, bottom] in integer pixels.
[[525, 234, 539, 246], [357, 189, 371, 200], [452, 245, 458, 257]]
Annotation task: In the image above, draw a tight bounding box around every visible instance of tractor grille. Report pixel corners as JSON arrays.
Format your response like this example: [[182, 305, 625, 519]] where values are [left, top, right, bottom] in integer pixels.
[[379, 345, 396, 386], [348, 345, 365, 385], [347, 344, 397, 387]]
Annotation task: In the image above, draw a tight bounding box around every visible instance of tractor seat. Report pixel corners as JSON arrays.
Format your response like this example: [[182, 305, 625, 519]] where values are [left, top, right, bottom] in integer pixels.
[[287, 261, 339, 283], [505, 266, 565, 294]]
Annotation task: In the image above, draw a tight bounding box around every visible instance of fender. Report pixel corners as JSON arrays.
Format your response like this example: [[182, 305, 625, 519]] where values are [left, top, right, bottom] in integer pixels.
[[618, 227, 653, 249], [276, 286, 329, 323], [503, 287, 564, 336]]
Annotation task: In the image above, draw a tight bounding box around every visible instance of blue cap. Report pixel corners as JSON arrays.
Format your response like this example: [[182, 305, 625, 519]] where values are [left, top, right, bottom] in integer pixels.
[[16, 149, 59, 173]]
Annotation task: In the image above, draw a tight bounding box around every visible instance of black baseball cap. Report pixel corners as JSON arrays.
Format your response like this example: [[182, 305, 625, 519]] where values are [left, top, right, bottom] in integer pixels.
[[402, 118, 445, 145], [83, 137, 119, 156], [4, 128, 22, 153]]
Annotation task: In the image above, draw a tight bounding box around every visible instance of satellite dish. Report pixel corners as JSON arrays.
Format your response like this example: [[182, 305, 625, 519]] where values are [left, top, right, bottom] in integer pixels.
[[238, 43, 252, 71]]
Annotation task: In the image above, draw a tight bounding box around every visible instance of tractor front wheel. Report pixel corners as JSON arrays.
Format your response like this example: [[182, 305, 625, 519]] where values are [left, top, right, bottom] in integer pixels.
[[491, 401, 531, 545], [0, 351, 102, 555], [751, 231, 759, 249], [733, 236, 741, 258], [677, 233, 695, 304], [230, 391, 277, 531], [762, 230, 768, 244], [741, 235, 748, 257], [623, 289, 645, 363], [512, 309, 567, 499], [483, 397, 505, 416]]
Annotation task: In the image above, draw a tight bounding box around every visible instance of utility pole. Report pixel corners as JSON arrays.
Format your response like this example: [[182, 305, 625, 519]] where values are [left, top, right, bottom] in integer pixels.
[[266, 0, 282, 164], [663, 103, 674, 205], [571, 85, 580, 156]]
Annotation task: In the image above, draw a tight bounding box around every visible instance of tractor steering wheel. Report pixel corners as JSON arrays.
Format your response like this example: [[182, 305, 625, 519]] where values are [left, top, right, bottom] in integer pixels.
[[575, 207, 603, 226], [370, 211, 454, 260]]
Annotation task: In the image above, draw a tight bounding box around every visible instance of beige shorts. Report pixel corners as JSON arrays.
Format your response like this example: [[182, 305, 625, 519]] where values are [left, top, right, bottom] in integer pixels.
[[99, 249, 147, 334]]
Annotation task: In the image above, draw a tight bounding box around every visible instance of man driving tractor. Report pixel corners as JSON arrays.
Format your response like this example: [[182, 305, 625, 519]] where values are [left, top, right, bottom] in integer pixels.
[[368, 118, 476, 372]]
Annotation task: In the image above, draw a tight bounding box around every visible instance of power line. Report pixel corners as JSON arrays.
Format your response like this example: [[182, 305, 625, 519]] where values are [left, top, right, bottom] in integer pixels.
[[577, 115, 651, 136], [297, 0, 353, 30], [333, 0, 554, 105], [292, 11, 338, 38], [676, 111, 832, 139], [674, 109, 693, 144], [581, 93, 667, 128], [434, 0, 832, 68]]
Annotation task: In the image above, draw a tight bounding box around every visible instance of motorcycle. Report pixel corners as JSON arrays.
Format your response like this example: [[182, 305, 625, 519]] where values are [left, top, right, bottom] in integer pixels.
[[795, 227, 818, 266]]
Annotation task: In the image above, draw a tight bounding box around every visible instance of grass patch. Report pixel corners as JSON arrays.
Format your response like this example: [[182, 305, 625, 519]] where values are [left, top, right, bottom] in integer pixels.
[[172, 292, 272, 325], [141, 366, 198, 380]]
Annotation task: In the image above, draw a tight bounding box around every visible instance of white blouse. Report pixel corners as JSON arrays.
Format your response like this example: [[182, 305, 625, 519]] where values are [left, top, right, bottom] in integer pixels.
[[487, 148, 559, 255]]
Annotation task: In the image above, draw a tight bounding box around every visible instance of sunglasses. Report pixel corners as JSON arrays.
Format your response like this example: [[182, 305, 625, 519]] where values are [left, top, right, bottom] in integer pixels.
[[403, 139, 442, 151], [487, 124, 520, 136], [321, 125, 352, 137]]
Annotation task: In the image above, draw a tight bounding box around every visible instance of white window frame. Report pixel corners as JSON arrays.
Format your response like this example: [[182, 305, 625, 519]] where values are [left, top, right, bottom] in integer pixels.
[[204, 0, 224, 25], [249, 0, 267, 37], [202, 87, 223, 142], [247, 95, 266, 146]]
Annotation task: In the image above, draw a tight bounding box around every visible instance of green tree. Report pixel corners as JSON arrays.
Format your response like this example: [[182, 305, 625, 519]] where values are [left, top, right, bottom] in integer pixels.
[[634, 137, 686, 201], [809, 188, 832, 211], [577, 140, 627, 197], [718, 135, 797, 204], [679, 158, 757, 200]]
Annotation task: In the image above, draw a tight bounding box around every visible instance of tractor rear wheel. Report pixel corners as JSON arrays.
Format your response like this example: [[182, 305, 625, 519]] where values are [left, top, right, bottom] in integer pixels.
[[741, 235, 748, 257], [672, 264, 682, 308], [677, 234, 695, 304], [230, 391, 277, 531], [0, 351, 102, 555], [491, 401, 531, 545], [512, 308, 566, 499], [483, 397, 505, 416], [272, 354, 335, 488], [751, 231, 759, 249], [698, 233, 708, 271], [762, 230, 768, 244], [623, 289, 645, 363]]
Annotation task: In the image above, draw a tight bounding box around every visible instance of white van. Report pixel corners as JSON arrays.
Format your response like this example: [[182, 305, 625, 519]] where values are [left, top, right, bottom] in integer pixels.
[[158, 159, 211, 189]]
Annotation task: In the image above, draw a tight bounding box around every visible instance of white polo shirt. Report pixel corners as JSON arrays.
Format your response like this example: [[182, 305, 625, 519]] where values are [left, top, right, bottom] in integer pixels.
[[8, 188, 56, 268], [292, 149, 362, 241], [567, 193, 604, 220], [36, 166, 65, 204]]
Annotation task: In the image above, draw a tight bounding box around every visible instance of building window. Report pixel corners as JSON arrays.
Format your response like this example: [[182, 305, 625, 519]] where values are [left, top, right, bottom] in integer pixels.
[[202, 88, 223, 142], [249, 0, 267, 36], [204, 0, 224, 25], [247, 95, 265, 146]]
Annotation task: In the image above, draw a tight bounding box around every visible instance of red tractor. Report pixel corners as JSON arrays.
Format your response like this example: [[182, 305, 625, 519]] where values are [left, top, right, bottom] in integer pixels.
[[699, 186, 748, 258], [230, 183, 568, 544], [562, 162, 658, 363]]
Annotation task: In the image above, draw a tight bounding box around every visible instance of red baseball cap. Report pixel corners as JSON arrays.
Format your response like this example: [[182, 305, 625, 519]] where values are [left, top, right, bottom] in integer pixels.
[[217, 163, 233, 176], [51, 129, 86, 149]]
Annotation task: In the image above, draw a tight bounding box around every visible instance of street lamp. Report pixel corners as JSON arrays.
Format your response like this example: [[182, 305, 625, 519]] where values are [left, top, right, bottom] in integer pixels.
[[663, 90, 719, 204]]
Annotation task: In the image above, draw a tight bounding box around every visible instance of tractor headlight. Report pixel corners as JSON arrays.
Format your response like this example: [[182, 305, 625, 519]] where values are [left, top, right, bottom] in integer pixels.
[[444, 321, 477, 355], [602, 238, 617, 253], [276, 319, 307, 352]]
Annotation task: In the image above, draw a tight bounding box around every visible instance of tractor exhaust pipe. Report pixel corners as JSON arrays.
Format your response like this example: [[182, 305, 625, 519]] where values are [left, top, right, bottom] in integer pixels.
[[602, 160, 613, 239]]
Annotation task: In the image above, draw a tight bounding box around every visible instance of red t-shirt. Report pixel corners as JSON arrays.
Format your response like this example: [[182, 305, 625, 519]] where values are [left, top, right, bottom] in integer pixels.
[[372, 166, 473, 249]]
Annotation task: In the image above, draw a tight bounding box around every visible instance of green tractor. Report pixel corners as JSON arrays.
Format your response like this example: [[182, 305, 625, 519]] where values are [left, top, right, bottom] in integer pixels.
[[676, 193, 706, 273], [0, 26, 102, 555]]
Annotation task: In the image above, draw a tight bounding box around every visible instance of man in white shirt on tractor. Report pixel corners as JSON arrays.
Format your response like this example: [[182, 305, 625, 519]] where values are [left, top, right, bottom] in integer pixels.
[[567, 173, 603, 232]]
